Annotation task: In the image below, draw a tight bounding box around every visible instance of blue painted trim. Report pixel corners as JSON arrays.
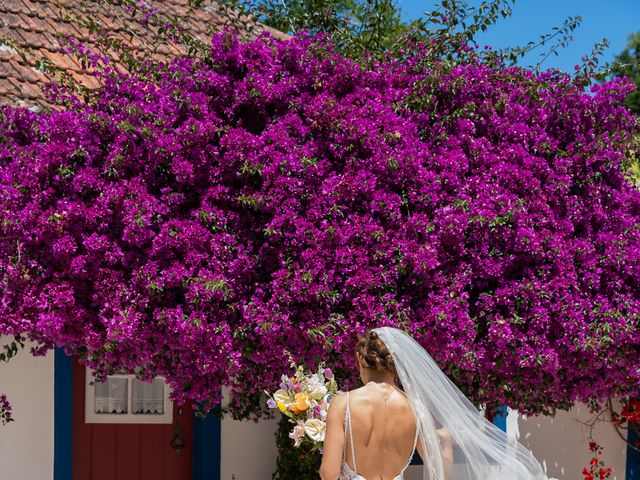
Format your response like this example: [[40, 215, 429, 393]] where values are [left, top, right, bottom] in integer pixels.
[[192, 408, 221, 480], [627, 422, 640, 480], [493, 405, 508, 432], [54, 348, 73, 480]]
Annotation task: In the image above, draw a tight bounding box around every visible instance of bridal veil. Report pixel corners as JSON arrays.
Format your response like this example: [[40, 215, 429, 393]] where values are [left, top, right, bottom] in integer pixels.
[[374, 326, 548, 480]]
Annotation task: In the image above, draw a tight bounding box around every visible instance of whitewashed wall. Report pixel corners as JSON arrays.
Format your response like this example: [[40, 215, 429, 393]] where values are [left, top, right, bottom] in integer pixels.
[[220, 387, 279, 480], [516, 402, 627, 480], [220, 415, 279, 480], [0, 338, 54, 480]]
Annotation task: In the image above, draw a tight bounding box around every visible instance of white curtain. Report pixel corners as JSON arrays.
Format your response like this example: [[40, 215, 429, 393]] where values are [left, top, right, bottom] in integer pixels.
[[132, 378, 165, 414], [94, 378, 128, 414]]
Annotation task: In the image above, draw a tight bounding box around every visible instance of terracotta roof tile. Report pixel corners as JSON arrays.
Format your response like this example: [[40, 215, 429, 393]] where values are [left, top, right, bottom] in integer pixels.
[[0, 0, 287, 108], [0, 82, 12, 96]]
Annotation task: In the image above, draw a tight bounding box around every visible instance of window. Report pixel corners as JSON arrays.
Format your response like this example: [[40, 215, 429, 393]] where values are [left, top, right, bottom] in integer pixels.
[[85, 368, 173, 424]]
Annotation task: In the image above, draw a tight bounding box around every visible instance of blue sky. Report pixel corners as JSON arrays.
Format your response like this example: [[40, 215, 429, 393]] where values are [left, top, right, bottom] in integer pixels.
[[396, 0, 640, 73]]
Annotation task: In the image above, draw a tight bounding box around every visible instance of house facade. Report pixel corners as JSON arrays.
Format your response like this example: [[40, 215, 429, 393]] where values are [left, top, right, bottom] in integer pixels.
[[0, 1, 637, 479], [0, 340, 280, 479], [0, 338, 633, 480]]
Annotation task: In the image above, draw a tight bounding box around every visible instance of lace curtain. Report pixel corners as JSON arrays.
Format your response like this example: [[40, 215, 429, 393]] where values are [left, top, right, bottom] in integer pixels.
[[93, 377, 165, 415], [94, 378, 128, 414], [132, 378, 165, 415]]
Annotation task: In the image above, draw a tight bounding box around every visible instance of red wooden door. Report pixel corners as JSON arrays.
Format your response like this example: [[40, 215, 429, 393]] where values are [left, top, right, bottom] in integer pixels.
[[72, 360, 193, 480]]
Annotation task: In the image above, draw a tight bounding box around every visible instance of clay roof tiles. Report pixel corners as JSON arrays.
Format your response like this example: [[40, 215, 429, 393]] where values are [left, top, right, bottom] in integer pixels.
[[0, 0, 286, 108]]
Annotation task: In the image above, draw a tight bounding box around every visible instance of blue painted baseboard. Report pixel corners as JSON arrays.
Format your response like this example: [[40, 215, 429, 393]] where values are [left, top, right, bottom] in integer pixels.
[[54, 348, 73, 480], [193, 408, 221, 480], [627, 422, 640, 480]]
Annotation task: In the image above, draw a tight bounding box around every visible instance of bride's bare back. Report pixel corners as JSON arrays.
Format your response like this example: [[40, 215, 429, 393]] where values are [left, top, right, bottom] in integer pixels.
[[320, 381, 421, 480], [346, 383, 418, 478]]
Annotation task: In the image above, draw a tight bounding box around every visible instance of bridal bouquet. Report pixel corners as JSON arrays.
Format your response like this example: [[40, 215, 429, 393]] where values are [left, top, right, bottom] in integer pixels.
[[266, 362, 340, 449]]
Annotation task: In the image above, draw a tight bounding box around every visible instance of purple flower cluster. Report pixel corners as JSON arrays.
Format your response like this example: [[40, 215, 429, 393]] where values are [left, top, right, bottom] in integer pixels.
[[0, 31, 638, 417]]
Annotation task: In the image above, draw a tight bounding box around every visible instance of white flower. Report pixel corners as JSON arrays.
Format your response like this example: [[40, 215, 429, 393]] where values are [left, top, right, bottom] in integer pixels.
[[304, 418, 326, 442], [273, 389, 291, 405], [308, 382, 327, 400]]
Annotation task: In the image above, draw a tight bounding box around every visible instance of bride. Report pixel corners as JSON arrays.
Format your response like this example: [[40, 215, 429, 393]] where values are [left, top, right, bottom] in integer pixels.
[[319, 327, 549, 480]]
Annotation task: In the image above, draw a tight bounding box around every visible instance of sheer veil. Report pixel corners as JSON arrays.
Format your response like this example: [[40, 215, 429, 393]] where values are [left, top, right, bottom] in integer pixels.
[[374, 326, 548, 480]]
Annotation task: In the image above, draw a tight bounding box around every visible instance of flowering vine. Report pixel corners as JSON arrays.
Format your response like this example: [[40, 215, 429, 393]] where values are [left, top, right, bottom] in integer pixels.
[[0, 394, 13, 426], [0, 30, 638, 418], [604, 397, 640, 450]]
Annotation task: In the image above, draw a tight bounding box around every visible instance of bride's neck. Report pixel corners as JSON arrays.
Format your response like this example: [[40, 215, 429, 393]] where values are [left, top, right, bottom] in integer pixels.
[[362, 369, 395, 385]]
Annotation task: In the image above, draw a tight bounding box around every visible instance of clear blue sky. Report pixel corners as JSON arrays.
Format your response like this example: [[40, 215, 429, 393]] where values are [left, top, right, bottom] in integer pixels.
[[396, 0, 640, 73]]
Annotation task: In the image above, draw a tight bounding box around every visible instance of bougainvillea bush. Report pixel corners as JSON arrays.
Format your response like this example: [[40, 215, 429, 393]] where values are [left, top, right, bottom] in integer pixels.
[[0, 30, 639, 418]]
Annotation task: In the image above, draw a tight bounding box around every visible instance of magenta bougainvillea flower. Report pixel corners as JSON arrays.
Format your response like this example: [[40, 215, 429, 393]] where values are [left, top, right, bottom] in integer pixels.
[[0, 31, 638, 417]]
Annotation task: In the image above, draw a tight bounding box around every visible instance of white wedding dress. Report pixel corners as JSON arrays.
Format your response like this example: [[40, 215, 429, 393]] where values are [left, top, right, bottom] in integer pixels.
[[340, 391, 419, 480]]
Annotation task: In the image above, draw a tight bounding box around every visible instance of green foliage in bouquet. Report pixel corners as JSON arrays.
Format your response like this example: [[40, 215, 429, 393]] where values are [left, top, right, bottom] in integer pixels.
[[273, 415, 322, 480]]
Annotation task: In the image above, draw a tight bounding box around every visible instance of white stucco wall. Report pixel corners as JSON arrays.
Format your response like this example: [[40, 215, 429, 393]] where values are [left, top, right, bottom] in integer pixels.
[[403, 463, 424, 480], [220, 387, 280, 479], [220, 413, 279, 480], [515, 403, 627, 480], [0, 338, 54, 480]]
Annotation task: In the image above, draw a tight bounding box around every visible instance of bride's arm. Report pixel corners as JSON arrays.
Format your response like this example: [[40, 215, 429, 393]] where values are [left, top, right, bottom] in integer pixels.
[[319, 393, 347, 480], [415, 427, 454, 479], [436, 427, 454, 479]]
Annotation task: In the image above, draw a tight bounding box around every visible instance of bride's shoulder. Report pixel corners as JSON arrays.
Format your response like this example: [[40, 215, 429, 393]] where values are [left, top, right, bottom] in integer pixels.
[[326, 387, 362, 412], [349, 385, 373, 398], [325, 391, 347, 421], [392, 385, 409, 399]]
